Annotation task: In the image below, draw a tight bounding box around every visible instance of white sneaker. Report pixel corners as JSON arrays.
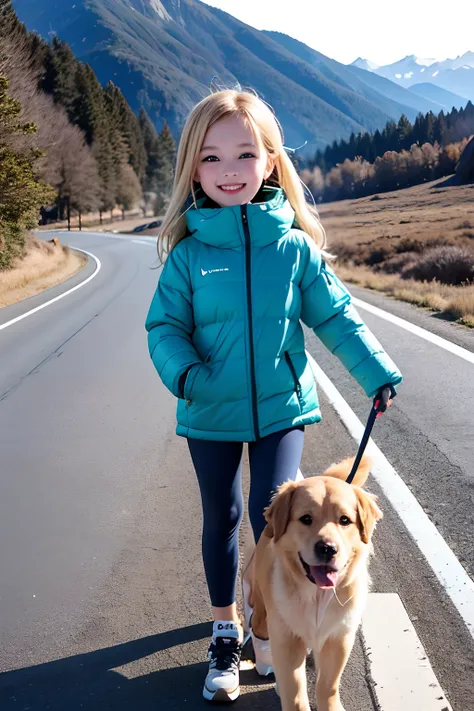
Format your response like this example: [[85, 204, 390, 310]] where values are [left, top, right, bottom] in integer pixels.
[[250, 629, 274, 676], [203, 621, 241, 702], [242, 576, 253, 637]]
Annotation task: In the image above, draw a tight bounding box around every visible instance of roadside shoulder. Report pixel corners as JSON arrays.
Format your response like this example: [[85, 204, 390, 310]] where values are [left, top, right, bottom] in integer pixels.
[[348, 283, 474, 355], [0, 248, 94, 329]]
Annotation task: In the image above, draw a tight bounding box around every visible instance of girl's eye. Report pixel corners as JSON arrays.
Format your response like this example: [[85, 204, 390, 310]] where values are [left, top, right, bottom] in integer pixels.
[[299, 514, 312, 526], [339, 516, 352, 526], [202, 153, 255, 162]]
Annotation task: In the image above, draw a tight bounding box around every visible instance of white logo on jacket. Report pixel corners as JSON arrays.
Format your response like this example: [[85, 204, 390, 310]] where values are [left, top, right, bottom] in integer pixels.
[[201, 267, 230, 276]]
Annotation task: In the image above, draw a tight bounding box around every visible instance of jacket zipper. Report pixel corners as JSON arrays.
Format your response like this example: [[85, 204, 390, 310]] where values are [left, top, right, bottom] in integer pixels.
[[241, 205, 260, 440], [284, 351, 304, 411]]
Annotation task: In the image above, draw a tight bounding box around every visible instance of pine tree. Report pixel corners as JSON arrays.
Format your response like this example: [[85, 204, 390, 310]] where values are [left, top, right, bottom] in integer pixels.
[[433, 111, 447, 144], [323, 144, 333, 170], [0, 76, 56, 268], [68, 64, 117, 215], [41, 38, 79, 118], [411, 113, 425, 146], [424, 112, 435, 144], [139, 107, 162, 190], [348, 133, 357, 160], [157, 121, 176, 192], [464, 101, 474, 133], [104, 82, 147, 183], [396, 114, 413, 150], [103, 84, 129, 198], [357, 132, 371, 162], [370, 129, 382, 162]]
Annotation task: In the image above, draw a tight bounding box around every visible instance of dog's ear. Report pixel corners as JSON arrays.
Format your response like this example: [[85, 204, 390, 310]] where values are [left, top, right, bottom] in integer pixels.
[[264, 481, 297, 542], [355, 488, 383, 544], [323, 455, 372, 487]]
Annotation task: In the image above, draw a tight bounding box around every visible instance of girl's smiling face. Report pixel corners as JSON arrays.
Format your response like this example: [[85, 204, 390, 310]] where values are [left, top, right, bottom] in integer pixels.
[[194, 113, 275, 207]]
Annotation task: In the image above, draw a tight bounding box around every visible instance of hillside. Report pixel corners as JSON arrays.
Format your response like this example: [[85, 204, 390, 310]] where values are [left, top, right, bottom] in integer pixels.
[[11, 0, 436, 153], [408, 83, 469, 111], [346, 63, 444, 116], [263, 31, 440, 121], [322, 178, 474, 326]]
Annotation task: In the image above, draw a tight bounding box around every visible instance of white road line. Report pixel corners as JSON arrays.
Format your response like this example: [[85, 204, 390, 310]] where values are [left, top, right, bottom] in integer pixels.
[[132, 239, 156, 245], [306, 352, 474, 641], [362, 594, 452, 710], [0, 248, 101, 332], [352, 296, 474, 365]]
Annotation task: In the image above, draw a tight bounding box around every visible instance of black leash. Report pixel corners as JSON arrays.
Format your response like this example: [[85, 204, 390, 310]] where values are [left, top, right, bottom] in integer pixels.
[[345, 385, 394, 484]]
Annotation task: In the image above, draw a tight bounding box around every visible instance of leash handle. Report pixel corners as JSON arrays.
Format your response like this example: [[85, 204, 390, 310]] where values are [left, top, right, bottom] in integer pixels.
[[345, 405, 377, 484], [345, 385, 395, 484], [374, 383, 393, 418]]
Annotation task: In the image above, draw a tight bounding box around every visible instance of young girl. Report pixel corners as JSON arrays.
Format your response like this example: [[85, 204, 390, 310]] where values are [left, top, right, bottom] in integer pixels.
[[145, 89, 402, 702]]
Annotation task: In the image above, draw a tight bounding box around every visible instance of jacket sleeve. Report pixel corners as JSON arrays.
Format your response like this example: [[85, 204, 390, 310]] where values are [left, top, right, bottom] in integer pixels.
[[145, 244, 201, 398], [299, 235, 402, 398]]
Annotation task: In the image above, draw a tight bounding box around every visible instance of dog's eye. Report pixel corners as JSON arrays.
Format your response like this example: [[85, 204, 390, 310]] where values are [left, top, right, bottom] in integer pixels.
[[339, 515, 352, 526], [299, 514, 313, 526]]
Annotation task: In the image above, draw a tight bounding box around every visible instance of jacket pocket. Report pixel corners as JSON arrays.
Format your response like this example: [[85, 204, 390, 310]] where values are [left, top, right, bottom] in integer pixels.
[[204, 322, 226, 364], [284, 351, 304, 411], [184, 363, 212, 405], [184, 364, 201, 403]]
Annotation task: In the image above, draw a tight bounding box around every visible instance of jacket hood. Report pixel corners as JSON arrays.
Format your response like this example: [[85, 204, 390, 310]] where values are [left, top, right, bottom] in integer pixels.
[[185, 186, 295, 249]]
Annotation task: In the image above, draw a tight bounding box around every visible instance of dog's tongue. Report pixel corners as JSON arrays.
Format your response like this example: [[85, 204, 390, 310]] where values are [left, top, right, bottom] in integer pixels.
[[309, 566, 338, 588]]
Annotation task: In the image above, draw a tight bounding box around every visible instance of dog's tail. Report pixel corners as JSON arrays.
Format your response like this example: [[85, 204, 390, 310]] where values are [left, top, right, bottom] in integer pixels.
[[323, 455, 372, 487]]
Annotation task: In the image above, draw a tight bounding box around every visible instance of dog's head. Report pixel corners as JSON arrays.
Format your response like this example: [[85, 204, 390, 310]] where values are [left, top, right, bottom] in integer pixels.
[[264, 456, 382, 589]]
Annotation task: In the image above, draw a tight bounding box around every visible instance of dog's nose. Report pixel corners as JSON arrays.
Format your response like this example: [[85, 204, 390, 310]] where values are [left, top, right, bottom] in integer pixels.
[[315, 540, 338, 562]]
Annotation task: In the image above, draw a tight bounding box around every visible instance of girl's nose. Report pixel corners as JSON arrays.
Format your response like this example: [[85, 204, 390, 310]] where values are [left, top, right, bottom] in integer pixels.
[[223, 164, 238, 177]]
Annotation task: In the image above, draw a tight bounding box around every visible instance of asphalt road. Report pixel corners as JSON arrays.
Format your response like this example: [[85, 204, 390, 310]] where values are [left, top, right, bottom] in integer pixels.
[[0, 231, 473, 710]]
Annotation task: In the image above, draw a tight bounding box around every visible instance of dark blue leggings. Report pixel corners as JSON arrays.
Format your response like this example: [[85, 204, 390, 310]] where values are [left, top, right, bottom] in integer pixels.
[[187, 427, 304, 608]]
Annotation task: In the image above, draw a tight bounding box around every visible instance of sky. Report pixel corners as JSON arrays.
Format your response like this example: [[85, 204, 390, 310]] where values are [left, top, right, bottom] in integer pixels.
[[202, 0, 474, 67]]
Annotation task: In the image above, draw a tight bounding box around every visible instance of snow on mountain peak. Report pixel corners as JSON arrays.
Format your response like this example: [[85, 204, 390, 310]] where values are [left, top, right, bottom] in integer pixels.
[[348, 50, 474, 102], [350, 57, 379, 71], [415, 57, 442, 67]]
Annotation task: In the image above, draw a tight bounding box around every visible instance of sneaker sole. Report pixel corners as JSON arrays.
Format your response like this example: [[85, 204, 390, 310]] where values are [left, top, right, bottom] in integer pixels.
[[203, 684, 240, 702]]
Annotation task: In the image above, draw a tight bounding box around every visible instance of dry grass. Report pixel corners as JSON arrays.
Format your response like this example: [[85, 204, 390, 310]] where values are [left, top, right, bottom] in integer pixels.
[[335, 264, 474, 328], [319, 177, 474, 327], [318, 177, 474, 248], [0, 236, 86, 307]]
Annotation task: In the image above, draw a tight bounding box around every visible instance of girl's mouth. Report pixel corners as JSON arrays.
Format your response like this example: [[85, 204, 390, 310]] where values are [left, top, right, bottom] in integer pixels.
[[218, 183, 246, 193]]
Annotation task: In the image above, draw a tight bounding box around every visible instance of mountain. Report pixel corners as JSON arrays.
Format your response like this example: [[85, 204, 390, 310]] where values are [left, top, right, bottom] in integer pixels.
[[408, 83, 469, 111], [346, 64, 444, 117], [262, 31, 435, 123], [375, 54, 442, 82], [11, 0, 431, 154], [428, 63, 474, 103], [354, 53, 474, 102], [351, 57, 379, 72]]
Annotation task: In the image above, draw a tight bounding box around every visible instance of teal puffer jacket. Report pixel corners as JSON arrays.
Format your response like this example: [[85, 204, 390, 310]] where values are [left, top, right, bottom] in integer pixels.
[[146, 187, 402, 441]]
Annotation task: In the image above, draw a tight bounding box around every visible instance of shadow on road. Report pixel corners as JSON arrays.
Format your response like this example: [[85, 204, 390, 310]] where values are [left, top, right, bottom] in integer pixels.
[[0, 623, 278, 710]]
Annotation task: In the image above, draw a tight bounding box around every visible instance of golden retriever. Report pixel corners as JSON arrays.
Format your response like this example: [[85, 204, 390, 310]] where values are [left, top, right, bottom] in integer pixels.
[[249, 456, 382, 711]]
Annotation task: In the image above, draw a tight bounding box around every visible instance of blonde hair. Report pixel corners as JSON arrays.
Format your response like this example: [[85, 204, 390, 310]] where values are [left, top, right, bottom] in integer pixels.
[[158, 89, 327, 261]]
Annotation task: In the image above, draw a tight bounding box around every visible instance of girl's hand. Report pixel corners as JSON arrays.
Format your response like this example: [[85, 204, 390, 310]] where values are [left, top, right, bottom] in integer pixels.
[[374, 385, 395, 418]]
